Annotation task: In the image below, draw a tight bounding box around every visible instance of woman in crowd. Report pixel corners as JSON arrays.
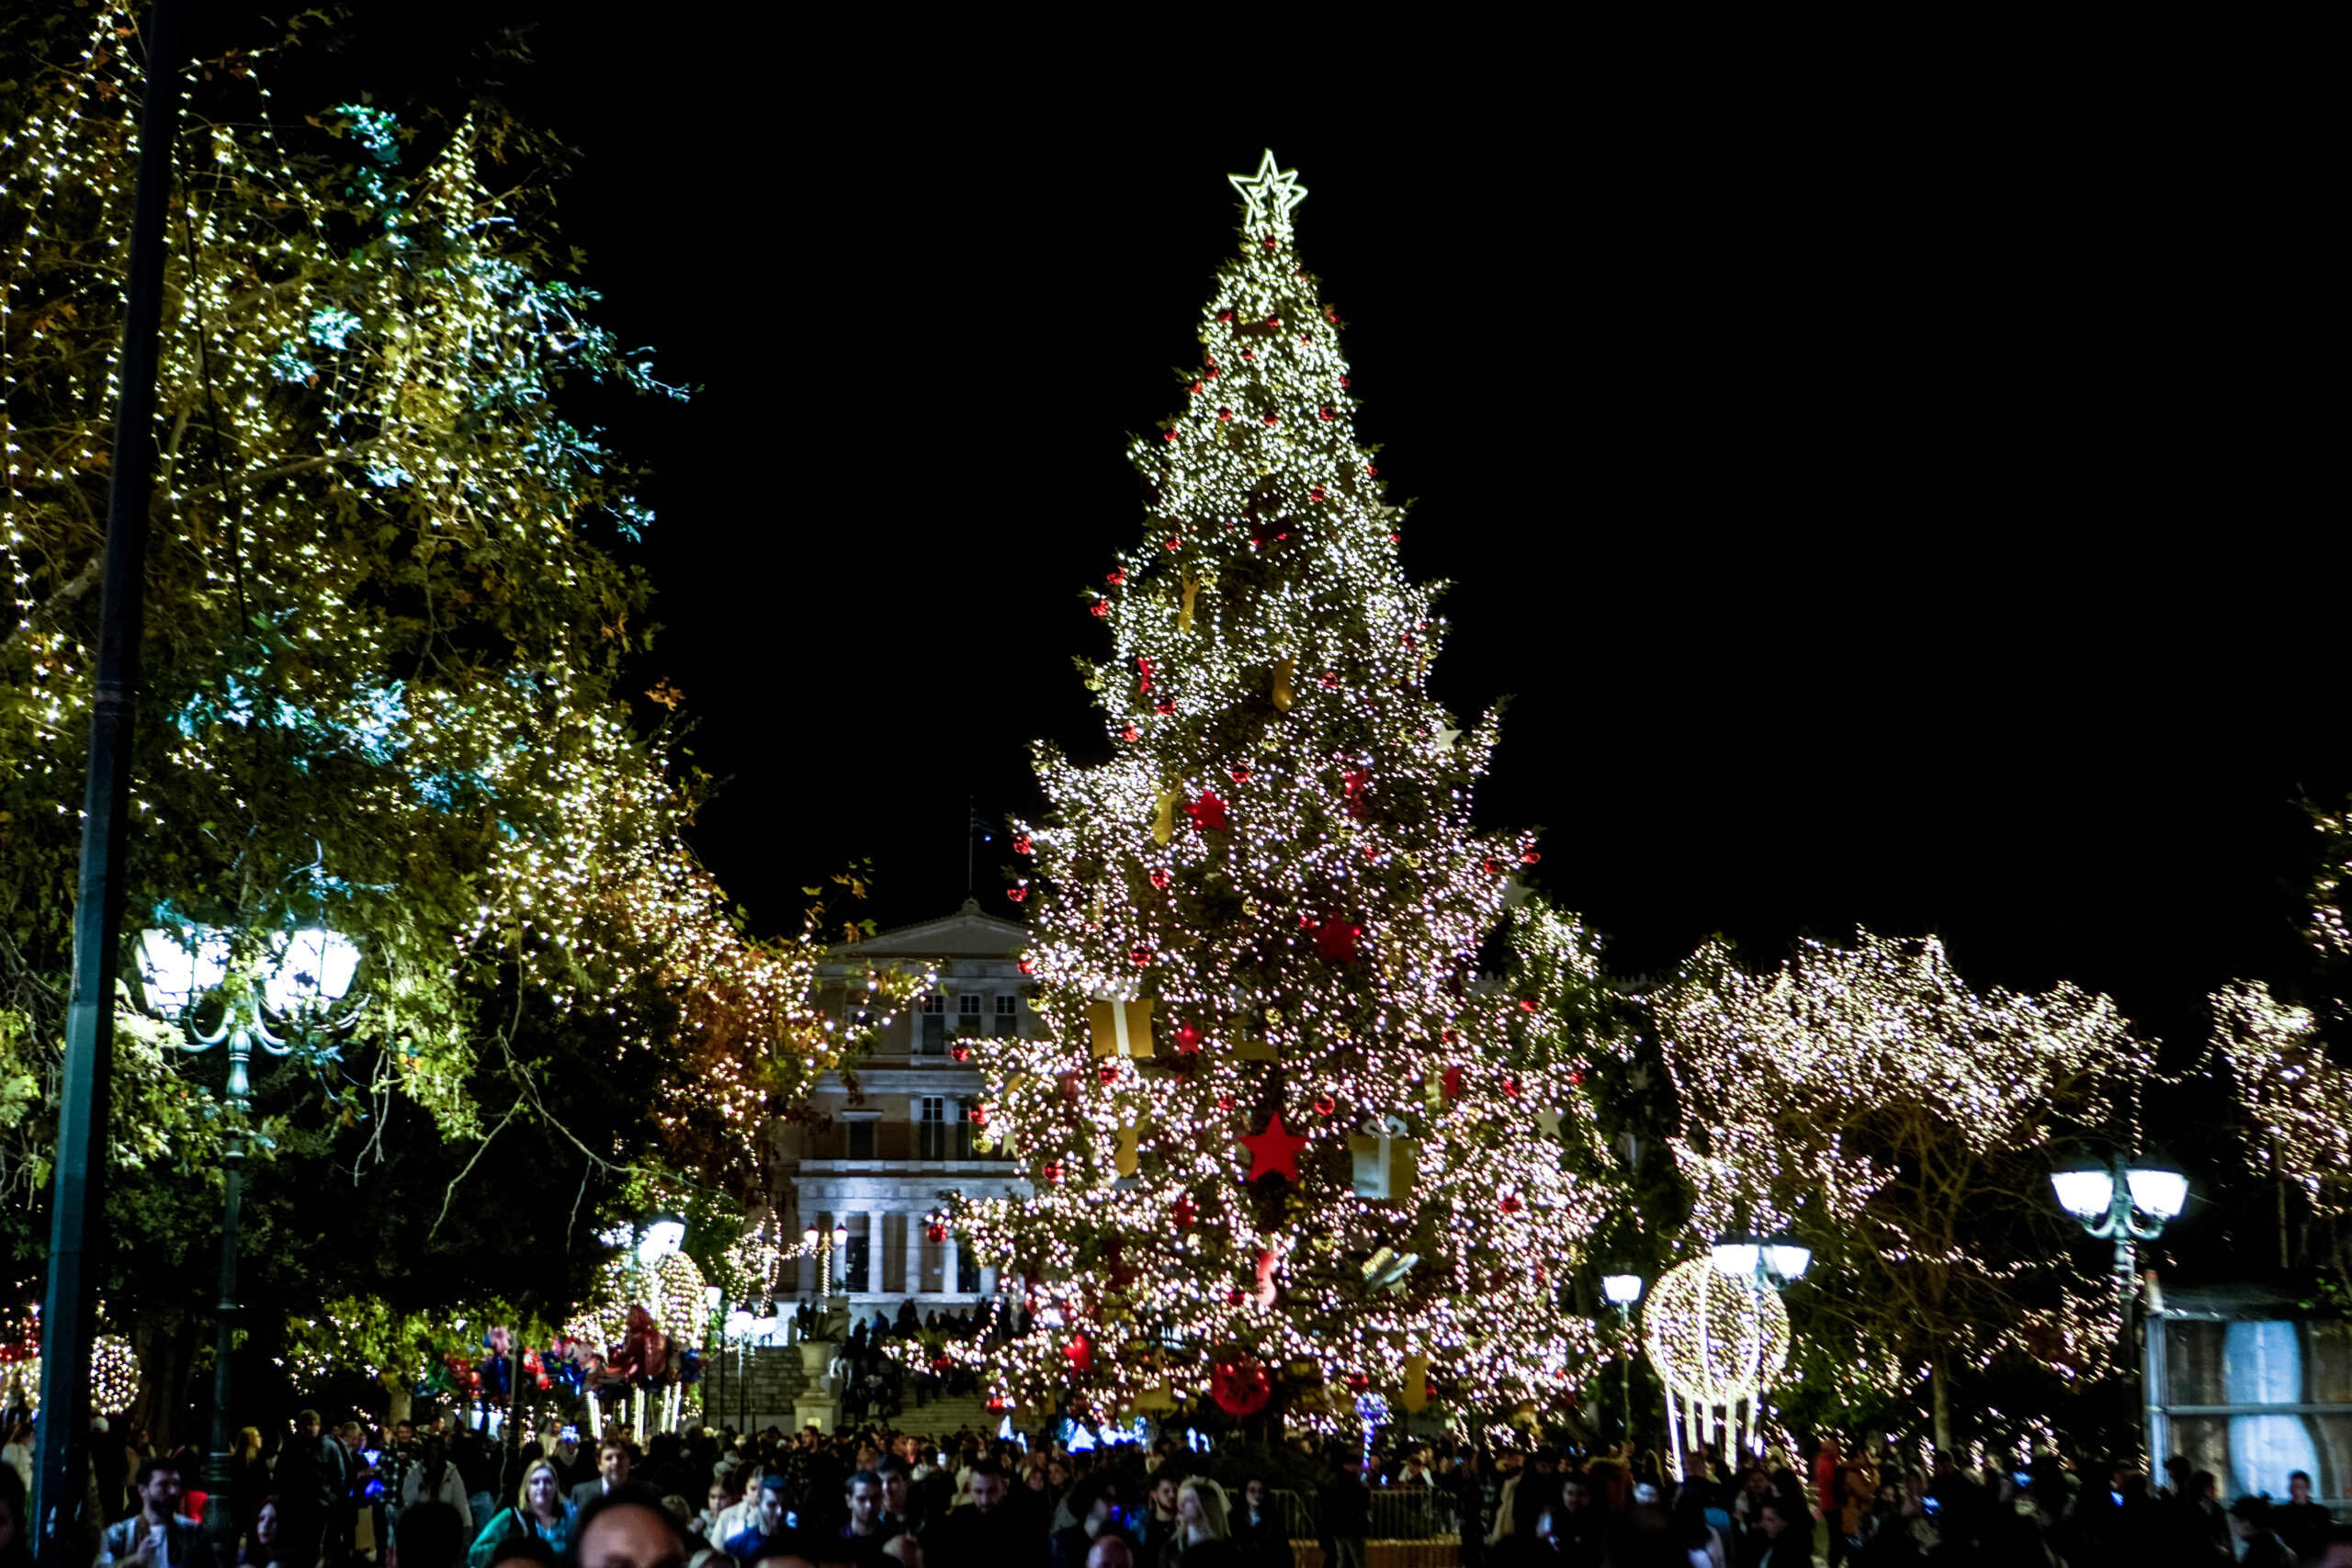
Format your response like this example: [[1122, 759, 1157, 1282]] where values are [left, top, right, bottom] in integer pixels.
[[238, 1494, 287, 1568], [466, 1459, 574, 1568], [404, 1436, 474, 1532], [1161, 1477, 1240, 1568]]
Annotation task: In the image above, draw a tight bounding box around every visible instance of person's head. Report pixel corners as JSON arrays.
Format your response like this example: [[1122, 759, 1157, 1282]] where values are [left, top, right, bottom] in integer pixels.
[[297, 1411, 322, 1440], [335, 1421, 362, 1450], [706, 1482, 733, 1516], [2287, 1471, 2313, 1504], [876, 1459, 911, 1517], [2192, 1469, 2219, 1503], [966, 1460, 1009, 1515], [573, 1490, 687, 1568], [249, 1496, 281, 1551], [600, 1439, 633, 1485], [1741, 1467, 1769, 1498], [236, 1426, 264, 1460], [1046, 1456, 1071, 1489], [1176, 1478, 1228, 1540], [1562, 1477, 1592, 1515], [754, 1474, 789, 1534], [391, 1499, 465, 1568], [133, 1457, 181, 1517], [1150, 1472, 1180, 1515], [842, 1471, 883, 1532], [1068, 1472, 1125, 1537], [1082, 1539, 1134, 1568], [1758, 1497, 1792, 1540], [486, 1540, 558, 1568], [394, 1421, 414, 1447], [520, 1461, 561, 1517], [1244, 1478, 1268, 1515]]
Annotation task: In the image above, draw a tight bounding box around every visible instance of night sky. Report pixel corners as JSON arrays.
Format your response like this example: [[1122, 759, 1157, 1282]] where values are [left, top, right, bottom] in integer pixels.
[[216, 10, 2337, 1061]]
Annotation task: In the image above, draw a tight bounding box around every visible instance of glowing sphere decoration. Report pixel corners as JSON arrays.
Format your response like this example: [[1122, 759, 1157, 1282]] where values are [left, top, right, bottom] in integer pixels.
[[1642, 1258, 1789, 1408]]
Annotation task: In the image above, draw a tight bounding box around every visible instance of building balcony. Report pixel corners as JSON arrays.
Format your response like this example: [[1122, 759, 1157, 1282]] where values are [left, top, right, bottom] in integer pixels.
[[794, 1156, 1018, 1175]]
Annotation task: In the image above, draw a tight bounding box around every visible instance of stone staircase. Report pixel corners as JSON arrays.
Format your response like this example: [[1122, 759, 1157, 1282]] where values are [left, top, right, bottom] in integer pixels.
[[709, 1346, 1002, 1440]]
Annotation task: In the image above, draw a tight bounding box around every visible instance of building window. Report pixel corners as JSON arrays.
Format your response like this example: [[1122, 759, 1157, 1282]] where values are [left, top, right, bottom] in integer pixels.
[[996, 994, 1018, 1014], [958, 994, 983, 1016], [956, 1249, 982, 1293], [921, 995, 945, 1012], [919, 1096, 946, 1160], [845, 1233, 869, 1288], [847, 1121, 876, 1160]]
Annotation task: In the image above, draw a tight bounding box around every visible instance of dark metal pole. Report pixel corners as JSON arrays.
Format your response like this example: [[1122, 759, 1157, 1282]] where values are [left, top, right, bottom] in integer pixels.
[[203, 1147, 244, 1558], [33, 5, 187, 1564]]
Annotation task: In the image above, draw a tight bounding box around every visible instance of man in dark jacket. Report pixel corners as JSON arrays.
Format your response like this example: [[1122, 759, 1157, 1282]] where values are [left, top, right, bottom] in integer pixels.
[[1051, 1472, 1140, 1568], [922, 1461, 1030, 1565]]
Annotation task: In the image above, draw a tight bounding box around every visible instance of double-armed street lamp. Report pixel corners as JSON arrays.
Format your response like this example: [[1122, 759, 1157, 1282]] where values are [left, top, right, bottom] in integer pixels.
[[1709, 1230, 1808, 1458], [2050, 1148, 2188, 1461], [134, 921, 364, 1557]]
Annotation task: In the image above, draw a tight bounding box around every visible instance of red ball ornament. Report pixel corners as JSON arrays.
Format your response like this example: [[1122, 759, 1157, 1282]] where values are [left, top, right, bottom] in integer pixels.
[[1017, 957, 1036, 976], [1164, 536, 1182, 552], [1483, 859, 1502, 875], [1006, 885, 1027, 903], [1441, 1064, 1466, 1099], [1441, 1028, 1460, 1044], [1090, 601, 1110, 618], [1318, 671, 1340, 689], [1260, 412, 1277, 426], [1149, 868, 1171, 889], [1098, 1066, 1117, 1085], [1130, 946, 1152, 967], [1216, 310, 1235, 322], [1210, 1351, 1272, 1416], [1119, 725, 1139, 742], [1342, 766, 1371, 819], [1155, 700, 1174, 715], [1041, 1160, 1064, 1185], [1172, 1192, 1197, 1231], [1518, 998, 1537, 1013], [1521, 849, 1542, 864], [1308, 486, 1327, 502], [1499, 1194, 1524, 1214], [1189, 380, 1204, 395], [1261, 235, 1277, 249], [1013, 833, 1033, 855], [1318, 406, 1335, 421], [1365, 463, 1379, 476], [1229, 768, 1251, 784], [1161, 429, 1177, 442], [1340, 375, 1351, 388], [1240, 349, 1255, 362], [970, 1103, 989, 1125], [1312, 1095, 1335, 1117], [1106, 569, 1125, 586], [1265, 315, 1280, 327], [1217, 1094, 1235, 1111], [1503, 1077, 1522, 1099], [1217, 407, 1234, 422], [950, 1043, 971, 1062]]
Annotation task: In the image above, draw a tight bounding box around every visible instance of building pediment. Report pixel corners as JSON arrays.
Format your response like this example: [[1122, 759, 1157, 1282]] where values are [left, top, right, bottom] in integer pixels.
[[831, 899, 1028, 960]]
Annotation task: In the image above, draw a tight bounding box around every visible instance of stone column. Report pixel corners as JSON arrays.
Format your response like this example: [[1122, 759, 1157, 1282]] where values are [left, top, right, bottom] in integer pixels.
[[979, 1264, 998, 1298], [797, 1204, 819, 1296], [866, 1210, 887, 1296], [903, 1210, 923, 1298], [941, 1234, 961, 1298]]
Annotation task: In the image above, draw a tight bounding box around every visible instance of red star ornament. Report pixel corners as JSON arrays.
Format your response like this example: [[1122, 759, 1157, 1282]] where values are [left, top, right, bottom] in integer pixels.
[[1239, 1112, 1310, 1184]]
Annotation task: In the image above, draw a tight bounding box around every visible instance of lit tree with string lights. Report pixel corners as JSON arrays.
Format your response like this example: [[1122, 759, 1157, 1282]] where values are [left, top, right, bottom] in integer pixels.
[[0, 7, 911, 1407], [941, 153, 1620, 1429], [1651, 932, 2154, 1449]]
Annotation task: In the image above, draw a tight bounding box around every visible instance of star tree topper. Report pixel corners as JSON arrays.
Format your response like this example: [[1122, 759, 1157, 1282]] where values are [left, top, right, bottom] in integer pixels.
[[1228, 148, 1307, 239]]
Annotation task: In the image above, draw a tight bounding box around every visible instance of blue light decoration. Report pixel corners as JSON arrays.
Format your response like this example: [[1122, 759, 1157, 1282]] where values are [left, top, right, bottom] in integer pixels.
[[2223, 1321, 2321, 1501]]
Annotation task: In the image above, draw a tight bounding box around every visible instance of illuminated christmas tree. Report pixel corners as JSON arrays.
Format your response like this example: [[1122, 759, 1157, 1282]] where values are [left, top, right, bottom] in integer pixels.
[[947, 153, 1619, 1429]]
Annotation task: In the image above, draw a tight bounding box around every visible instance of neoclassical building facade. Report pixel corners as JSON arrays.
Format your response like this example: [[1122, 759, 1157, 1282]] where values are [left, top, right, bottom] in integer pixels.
[[776, 900, 1034, 1311]]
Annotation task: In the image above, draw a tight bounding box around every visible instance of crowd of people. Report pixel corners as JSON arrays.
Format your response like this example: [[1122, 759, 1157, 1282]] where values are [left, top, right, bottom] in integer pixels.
[[8, 1405, 2346, 1568], [812, 1300, 1006, 1422]]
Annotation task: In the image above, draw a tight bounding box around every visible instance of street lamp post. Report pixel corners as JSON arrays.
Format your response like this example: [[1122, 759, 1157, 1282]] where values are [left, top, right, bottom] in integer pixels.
[[136, 924, 362, 1560], [2051, 1150, 2188, 1463], [1601, 1274, 1644, 1449], [1710, 1231, 1808, 1458]]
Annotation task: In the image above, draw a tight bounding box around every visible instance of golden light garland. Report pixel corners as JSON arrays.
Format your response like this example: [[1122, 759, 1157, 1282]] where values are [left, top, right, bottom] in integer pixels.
[[2211, 983, 2352, 1223], [928, 154, 1623, 1425]]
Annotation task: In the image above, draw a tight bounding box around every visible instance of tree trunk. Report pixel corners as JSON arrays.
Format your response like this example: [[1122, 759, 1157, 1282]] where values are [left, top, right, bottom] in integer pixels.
[[379, 1374, 413, 1425], [1929, 1356, 1953, 1455]]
